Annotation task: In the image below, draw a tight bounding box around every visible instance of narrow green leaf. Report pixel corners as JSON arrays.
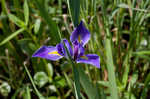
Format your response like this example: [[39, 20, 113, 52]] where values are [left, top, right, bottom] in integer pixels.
[[78, 66, 100, 99], [62, 42, 81, 99], [11, 88, 22, 99], [118, 3, 129, 8], [118, 3, 148, 12], [72, 65, 80, 99], [101, 0, 119, 98], [47, 63, 54, 80], [133, 51, 150, 55], [141, 73, 150, 98], [63, 72, 73, 89], [23, 86, 31, 99], [0, 28, 25, 46], [68, 0, 80, 27], [8, 14, 25, 27], [97, 81, 109, 87], [105, 26, 119, 99], [24, 0, 29, 26], [26, 86, 31, 99]]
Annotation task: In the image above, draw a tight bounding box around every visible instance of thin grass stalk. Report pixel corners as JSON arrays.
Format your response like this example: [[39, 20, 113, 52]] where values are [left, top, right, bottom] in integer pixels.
[[23, 63, 44, 99]]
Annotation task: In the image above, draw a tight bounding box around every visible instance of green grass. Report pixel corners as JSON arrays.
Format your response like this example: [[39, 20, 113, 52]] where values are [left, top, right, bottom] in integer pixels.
[[0, 0, 150, 98]]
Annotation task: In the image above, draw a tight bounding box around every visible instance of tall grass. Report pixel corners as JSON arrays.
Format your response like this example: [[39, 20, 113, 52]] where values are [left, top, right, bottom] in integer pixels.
[[0, 0, 150, 98]]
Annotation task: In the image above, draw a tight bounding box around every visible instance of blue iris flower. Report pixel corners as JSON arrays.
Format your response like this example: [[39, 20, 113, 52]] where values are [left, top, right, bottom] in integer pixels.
[[32, 21, 100, 68]]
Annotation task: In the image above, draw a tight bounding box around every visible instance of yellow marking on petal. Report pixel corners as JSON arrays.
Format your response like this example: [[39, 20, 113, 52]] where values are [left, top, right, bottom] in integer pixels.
[[48, 51, 61, 56], [0, 22, 3, 28], [78, 36, 81, 43], [80, 56, 88, 60]]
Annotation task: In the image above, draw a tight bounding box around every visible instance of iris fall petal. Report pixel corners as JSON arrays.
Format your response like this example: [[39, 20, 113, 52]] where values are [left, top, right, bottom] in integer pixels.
[[63, 39, 73, 56], [76, 54, 100, 68], [32, 46, 63, 61]]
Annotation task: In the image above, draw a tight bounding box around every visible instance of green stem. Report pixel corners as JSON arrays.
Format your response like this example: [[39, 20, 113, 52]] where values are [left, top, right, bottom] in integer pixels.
[[72, 62, 81, 99], [23, 63, 44, 99], [63, 42, 81, 99]]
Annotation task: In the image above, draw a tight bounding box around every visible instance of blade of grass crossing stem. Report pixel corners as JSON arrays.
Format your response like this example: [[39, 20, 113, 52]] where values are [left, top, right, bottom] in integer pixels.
[[0, 28, 25, 46], [68, 0, 80, 27], [23, 63, 44, 99], [101, 0, 119, 99], [63, 42, 81, 99]]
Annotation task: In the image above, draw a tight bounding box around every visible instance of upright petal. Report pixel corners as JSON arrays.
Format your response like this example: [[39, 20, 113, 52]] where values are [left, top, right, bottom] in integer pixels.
[[72, 40, 85, 60], [32, 46, 63, 61], [63, 39, 73, 56], [78, 43, 85, 57], [70, 21, 90, 46], [73, 40, 79, 60], [56, 39, 73, 58], [56, 43, 66, 56], [76, 54, 100, 68]]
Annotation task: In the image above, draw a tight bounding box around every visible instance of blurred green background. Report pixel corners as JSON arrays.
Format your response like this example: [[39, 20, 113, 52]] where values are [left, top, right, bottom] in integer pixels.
[[0, 0, 150, 99]]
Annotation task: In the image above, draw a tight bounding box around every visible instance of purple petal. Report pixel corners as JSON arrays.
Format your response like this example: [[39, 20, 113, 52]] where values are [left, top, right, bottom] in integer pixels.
[[56, 39, 73, 58], [56, 43, 66, 56], [76, 54, 100, 68], [63, 39, 73, 56], [32, 46, 63, 61], [73, 40, 79, 60], [72, 40, 85, 60], [78, 43, 84, 57], [70, 21, 90, 46]]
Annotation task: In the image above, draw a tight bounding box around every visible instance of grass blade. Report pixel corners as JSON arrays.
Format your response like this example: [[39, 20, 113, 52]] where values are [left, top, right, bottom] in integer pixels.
[[23, 62, 44, 99], [78, 66, 100, 99], [105, 28, 119, 99], [101, 0, 119, 98], [73, 65, 81, 99], [24, 0, 29, 26], [141, 73, 150, 98], [0, 28, 25, 46], [23, 86, 31, 99], [133, 51, 150, 55], [68, 0, 80, 27]]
